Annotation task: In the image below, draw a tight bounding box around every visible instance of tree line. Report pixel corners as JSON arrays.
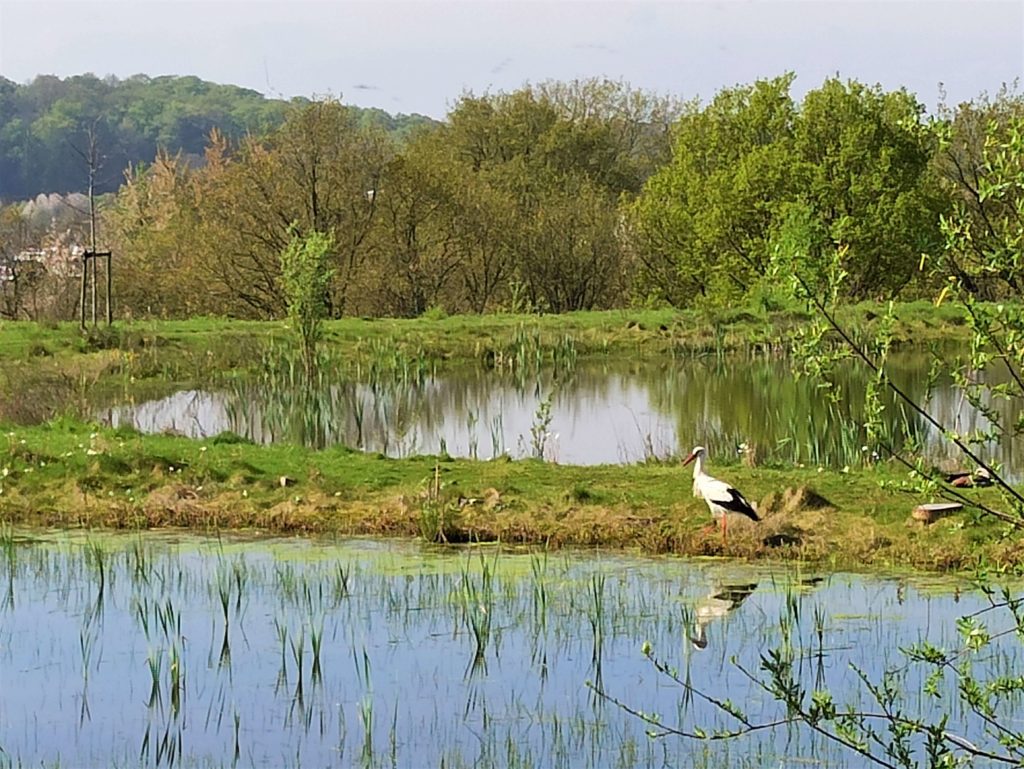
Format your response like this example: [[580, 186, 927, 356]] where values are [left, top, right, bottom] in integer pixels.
[[0, 73, 1021, 320]]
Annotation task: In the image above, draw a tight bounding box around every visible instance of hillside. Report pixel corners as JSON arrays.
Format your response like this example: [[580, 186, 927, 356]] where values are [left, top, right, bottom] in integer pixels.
[[0, 73, 438, 200]]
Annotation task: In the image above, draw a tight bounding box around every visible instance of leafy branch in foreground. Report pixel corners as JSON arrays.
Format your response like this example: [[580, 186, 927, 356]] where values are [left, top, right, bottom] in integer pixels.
[[593, 590, 1024, 767], [601, 112, 1024, 769], [769, 117, 1024, 529], [788, 271, 1024, 529]]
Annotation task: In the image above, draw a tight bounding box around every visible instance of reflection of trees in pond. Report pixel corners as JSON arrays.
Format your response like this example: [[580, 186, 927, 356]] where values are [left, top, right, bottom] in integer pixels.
[[642, 349, 1023, 468], [916, 361, 1024, 471], [225, 377, 425, 452], [106, 348, 1024, 470], [646, 357, 888, 465]]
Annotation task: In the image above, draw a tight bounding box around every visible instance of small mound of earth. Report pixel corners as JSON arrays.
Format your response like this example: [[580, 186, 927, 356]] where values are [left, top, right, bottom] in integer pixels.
[[758, 485, 834, 517], [756, 486, 835, 549]]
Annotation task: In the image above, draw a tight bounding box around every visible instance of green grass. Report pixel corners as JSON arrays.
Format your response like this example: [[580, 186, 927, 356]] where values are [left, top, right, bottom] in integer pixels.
[[0, 301, 980, 366], [0, 301, 981, 428], [0, 303, 960, 427], [0, 301, 1013, 573], [0, 418, 1016, 572]]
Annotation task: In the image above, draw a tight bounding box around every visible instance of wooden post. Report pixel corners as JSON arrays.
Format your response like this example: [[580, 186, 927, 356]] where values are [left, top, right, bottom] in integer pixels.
[[79, 251, 88, 329], [90, 250, 97, 326], [88, 141, 97, 327], [81, 250, 112, 327], [105, 252, 112, 325], [69, 120, 109, 330]]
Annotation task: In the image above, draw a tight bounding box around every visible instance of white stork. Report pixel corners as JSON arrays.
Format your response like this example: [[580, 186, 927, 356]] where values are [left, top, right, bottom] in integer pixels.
[[681, 445, 760, 542]]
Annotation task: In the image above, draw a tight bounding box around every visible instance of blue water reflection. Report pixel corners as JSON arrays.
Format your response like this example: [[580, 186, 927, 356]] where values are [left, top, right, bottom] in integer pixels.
[[0, 534, 1017, 768]]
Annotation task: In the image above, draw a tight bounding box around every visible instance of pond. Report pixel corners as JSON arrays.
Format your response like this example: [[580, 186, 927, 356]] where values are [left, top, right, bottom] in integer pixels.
[[1, 532, 1018, 768], [98, 350, 1024, 472]]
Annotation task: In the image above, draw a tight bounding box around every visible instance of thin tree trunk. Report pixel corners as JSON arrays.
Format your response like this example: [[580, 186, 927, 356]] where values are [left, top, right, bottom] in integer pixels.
[[89, 159, 97, 326], [90, 253, 97, 326]]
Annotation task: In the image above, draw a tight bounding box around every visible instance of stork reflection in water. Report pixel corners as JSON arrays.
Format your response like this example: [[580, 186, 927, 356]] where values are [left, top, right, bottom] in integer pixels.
[[689, 582, 759, 650]]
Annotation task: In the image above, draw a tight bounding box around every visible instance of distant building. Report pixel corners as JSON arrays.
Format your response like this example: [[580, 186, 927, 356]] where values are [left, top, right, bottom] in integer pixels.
[[2, 242, 84, 282]]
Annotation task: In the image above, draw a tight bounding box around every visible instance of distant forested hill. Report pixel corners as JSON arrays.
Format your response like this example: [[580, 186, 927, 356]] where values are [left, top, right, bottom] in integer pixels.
[[0, 73, 438, 200]]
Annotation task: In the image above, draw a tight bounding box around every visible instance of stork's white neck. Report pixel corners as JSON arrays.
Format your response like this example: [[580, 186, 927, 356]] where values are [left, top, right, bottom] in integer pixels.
[[691, 452, 705, 478]]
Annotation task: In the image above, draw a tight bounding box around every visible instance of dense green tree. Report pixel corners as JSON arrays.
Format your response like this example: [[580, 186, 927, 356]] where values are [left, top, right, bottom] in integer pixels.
[[363, 142, 462, 317], [534, 78, 680, 193], [795, 79, 945, 297], [631, 75, 946, 307], [630, 76, 799, 304], [390, 122, 519, 313], [433, 80, 671, 312], [516, 173, 627, 312]]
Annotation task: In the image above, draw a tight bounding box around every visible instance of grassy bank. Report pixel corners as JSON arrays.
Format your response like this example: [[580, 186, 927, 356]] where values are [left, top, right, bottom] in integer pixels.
[[0, 300, 976, 364], [0, 419, 1016, 572]]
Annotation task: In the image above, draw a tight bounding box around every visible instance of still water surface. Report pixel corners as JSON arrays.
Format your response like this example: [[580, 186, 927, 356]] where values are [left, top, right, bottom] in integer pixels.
[[100, 352, 1024, 470], [1, 533, 1017, 768]]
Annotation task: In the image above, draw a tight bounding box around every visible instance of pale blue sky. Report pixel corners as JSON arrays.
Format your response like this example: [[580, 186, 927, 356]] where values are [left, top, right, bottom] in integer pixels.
[[1, 0, 1022, 118]]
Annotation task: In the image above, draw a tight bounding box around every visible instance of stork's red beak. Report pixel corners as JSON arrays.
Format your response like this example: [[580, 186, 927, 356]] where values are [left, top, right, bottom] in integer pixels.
[[681, 452, 696, 467]]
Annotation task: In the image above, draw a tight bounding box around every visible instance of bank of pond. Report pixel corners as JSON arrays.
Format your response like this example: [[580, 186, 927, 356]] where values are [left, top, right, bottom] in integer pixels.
[[2, 309, 1022, 566], [0, 416, 1018, 574], [3, 311, 1024, 765]]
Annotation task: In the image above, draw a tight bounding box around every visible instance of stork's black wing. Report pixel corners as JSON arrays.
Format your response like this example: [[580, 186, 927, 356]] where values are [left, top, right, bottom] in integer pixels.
[[719, 487, 760, 522]]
